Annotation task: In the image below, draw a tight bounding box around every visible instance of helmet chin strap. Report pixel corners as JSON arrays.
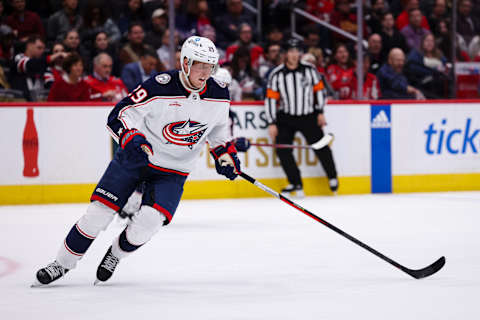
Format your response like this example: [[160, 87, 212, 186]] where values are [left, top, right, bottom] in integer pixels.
[[180, 60, 206, 93]]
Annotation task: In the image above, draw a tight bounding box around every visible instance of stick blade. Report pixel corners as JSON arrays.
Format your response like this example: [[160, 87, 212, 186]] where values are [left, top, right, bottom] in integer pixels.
[[311, 133, 334, 150], [405, 256, 446, 279]]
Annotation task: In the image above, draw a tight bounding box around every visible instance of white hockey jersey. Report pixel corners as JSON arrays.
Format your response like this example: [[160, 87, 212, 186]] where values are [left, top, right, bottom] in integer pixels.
[[107, 70, 232, 174]]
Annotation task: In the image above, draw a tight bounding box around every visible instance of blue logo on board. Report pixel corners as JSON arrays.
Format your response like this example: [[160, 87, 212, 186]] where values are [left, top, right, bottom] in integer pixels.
[[370, 105, 392, 193], [424, 118, 479, 154]]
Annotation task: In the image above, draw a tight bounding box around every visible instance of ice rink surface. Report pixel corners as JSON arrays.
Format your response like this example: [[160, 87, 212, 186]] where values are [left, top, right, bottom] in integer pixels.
[[1, 191, 479, 320]]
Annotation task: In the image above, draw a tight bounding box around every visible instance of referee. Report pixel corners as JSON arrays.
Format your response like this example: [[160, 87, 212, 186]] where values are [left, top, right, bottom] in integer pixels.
[[265, 38, 338, 196]]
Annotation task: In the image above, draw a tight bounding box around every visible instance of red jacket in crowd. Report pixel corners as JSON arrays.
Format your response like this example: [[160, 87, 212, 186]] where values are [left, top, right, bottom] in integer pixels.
[[327, 64, 355, 99], [226, 43, 264, 69], [85, 75, 128, 102], [353, 73, 381, 100], [6, 11, 45, 40], [396, 10, 430, 31], [47, 75, 91, 101]]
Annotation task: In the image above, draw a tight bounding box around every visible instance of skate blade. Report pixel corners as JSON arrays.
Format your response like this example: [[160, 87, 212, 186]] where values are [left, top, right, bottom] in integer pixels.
[[31, 280, 47, 288], [94, 279, 102, 286]]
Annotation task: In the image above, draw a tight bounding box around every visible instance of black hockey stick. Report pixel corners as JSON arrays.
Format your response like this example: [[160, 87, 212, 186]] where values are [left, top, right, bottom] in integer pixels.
[[246, 133, 334, 150], [239, 172, 446, 279]]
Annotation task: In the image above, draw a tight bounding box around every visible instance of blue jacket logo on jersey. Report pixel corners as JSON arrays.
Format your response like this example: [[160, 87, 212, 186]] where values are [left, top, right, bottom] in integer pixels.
[[162, 119, 207, 149]]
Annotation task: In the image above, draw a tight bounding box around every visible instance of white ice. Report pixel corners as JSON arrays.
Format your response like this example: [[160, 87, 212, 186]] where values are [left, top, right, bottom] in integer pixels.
[[1, 192, 479, 320]]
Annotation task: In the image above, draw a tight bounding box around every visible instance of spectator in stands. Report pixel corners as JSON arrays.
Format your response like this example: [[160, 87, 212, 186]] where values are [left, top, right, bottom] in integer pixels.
[[258, 43, 281, 80], [199, 25, 225, 61], [48, 52, 91, 101], [85, 53, 128, 102], [186, 0, 212, 34], [367, 33, 384, 74], [47, 0, 83, 43], [258, 42, 283, 98], [306, 0, 334, 23], [121, 49, 158, 92], [62, 29, 88, 57], [468, 34, 480, 61], [157, 29, 179, 70], [405, 33, 449, 98], [303, 25, 331, 54], [427, 0, 449, 36], [230, 45, 261, 100], [331, 0, 367, 42], [365, 0, 386, 34], [215, 0, 255, 49], [0, 63, 9, 90], [145, 8, 168, 50], [173, 0, 196, 39], [44, 42, 67, 88], [380, 12, 409, 57], [435, 19, 470, 62], [0, 24, 14, 64], [80, 0, 121, 53], [401, 8, 431, 51], [85, 31, 120, 76], [9, 35, 48, 101], [6, 0, 45, 41], [117, 0, 147, 36], [226, 23, 264, 69], [353, 54, 381, 99], [327, 43, 355, 100], [263, 25, 284, 48], [307, 47, 326, 74], [118, 23, 155, 67], [457, 0, 480, 46], [377, 48, 425, 99], [395, 0, 430, 31]]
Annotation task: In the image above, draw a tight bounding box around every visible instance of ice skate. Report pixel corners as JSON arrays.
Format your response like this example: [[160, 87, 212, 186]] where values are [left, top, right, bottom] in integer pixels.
[[94, 246, 120, 285], [281, 184, 305, 198], [32, 261, 69, 287]]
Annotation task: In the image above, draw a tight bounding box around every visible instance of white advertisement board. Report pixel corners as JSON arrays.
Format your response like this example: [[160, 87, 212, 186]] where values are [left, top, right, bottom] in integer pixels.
[[1, 106, 111, 185], [392, 103, 480, 175], [189, 103, 371, 180]]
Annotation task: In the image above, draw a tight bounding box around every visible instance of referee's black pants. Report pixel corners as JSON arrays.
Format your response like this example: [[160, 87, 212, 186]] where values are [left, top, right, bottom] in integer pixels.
[[275, 113, 337, 186]]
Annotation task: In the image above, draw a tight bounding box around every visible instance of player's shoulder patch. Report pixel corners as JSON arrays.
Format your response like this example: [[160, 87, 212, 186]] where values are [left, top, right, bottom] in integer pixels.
[[155, 73, 171, 84], [213, 77, 227, 88]]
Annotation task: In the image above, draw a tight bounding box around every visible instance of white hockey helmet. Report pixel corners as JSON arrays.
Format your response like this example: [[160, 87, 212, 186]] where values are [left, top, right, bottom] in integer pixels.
[[180, 36, 219, 79]]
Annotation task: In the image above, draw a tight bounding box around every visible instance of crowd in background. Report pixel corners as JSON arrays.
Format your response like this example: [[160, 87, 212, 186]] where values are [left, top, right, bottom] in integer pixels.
[[0, 0, 478, 102]]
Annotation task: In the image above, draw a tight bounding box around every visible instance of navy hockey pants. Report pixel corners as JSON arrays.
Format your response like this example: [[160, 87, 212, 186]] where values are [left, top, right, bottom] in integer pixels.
[[91, 148, 188, 224]]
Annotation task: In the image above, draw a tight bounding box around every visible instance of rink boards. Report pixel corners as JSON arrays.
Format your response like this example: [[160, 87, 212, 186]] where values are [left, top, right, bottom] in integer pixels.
[[1, 100, 479, 204]]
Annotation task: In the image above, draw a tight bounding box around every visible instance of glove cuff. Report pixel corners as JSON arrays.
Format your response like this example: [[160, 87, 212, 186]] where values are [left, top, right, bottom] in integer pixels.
[[119, 129, 146, 149], [211, 142, 237, 160]]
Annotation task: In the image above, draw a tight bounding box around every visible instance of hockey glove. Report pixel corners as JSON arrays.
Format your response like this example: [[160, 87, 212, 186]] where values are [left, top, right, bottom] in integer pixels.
[[210, 142, 241, 180], [119, 128, 153, 163], [234, 137, 251, 152]]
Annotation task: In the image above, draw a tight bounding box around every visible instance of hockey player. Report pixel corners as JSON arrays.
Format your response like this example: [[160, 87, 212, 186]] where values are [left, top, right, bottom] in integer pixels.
[[34, 36, 241, 286]]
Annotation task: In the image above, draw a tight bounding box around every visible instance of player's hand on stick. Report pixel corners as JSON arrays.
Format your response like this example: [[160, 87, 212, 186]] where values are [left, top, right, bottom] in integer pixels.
[[210, 142, 241, 180], [234, 137, 251, 152], [119, 128, 153, 163]]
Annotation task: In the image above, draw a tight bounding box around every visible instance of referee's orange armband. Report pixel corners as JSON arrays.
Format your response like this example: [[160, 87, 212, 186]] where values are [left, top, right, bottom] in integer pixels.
[[266, 88, 280, 100], [313, 81, 325, 92]]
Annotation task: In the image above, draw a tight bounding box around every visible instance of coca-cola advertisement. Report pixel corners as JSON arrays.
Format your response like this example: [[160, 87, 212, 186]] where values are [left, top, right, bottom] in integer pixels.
[[22, 108, 39, 177]]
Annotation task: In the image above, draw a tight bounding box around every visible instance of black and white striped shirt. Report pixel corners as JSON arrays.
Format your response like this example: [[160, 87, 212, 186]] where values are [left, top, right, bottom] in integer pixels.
[[265, 62, 326, 124]]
